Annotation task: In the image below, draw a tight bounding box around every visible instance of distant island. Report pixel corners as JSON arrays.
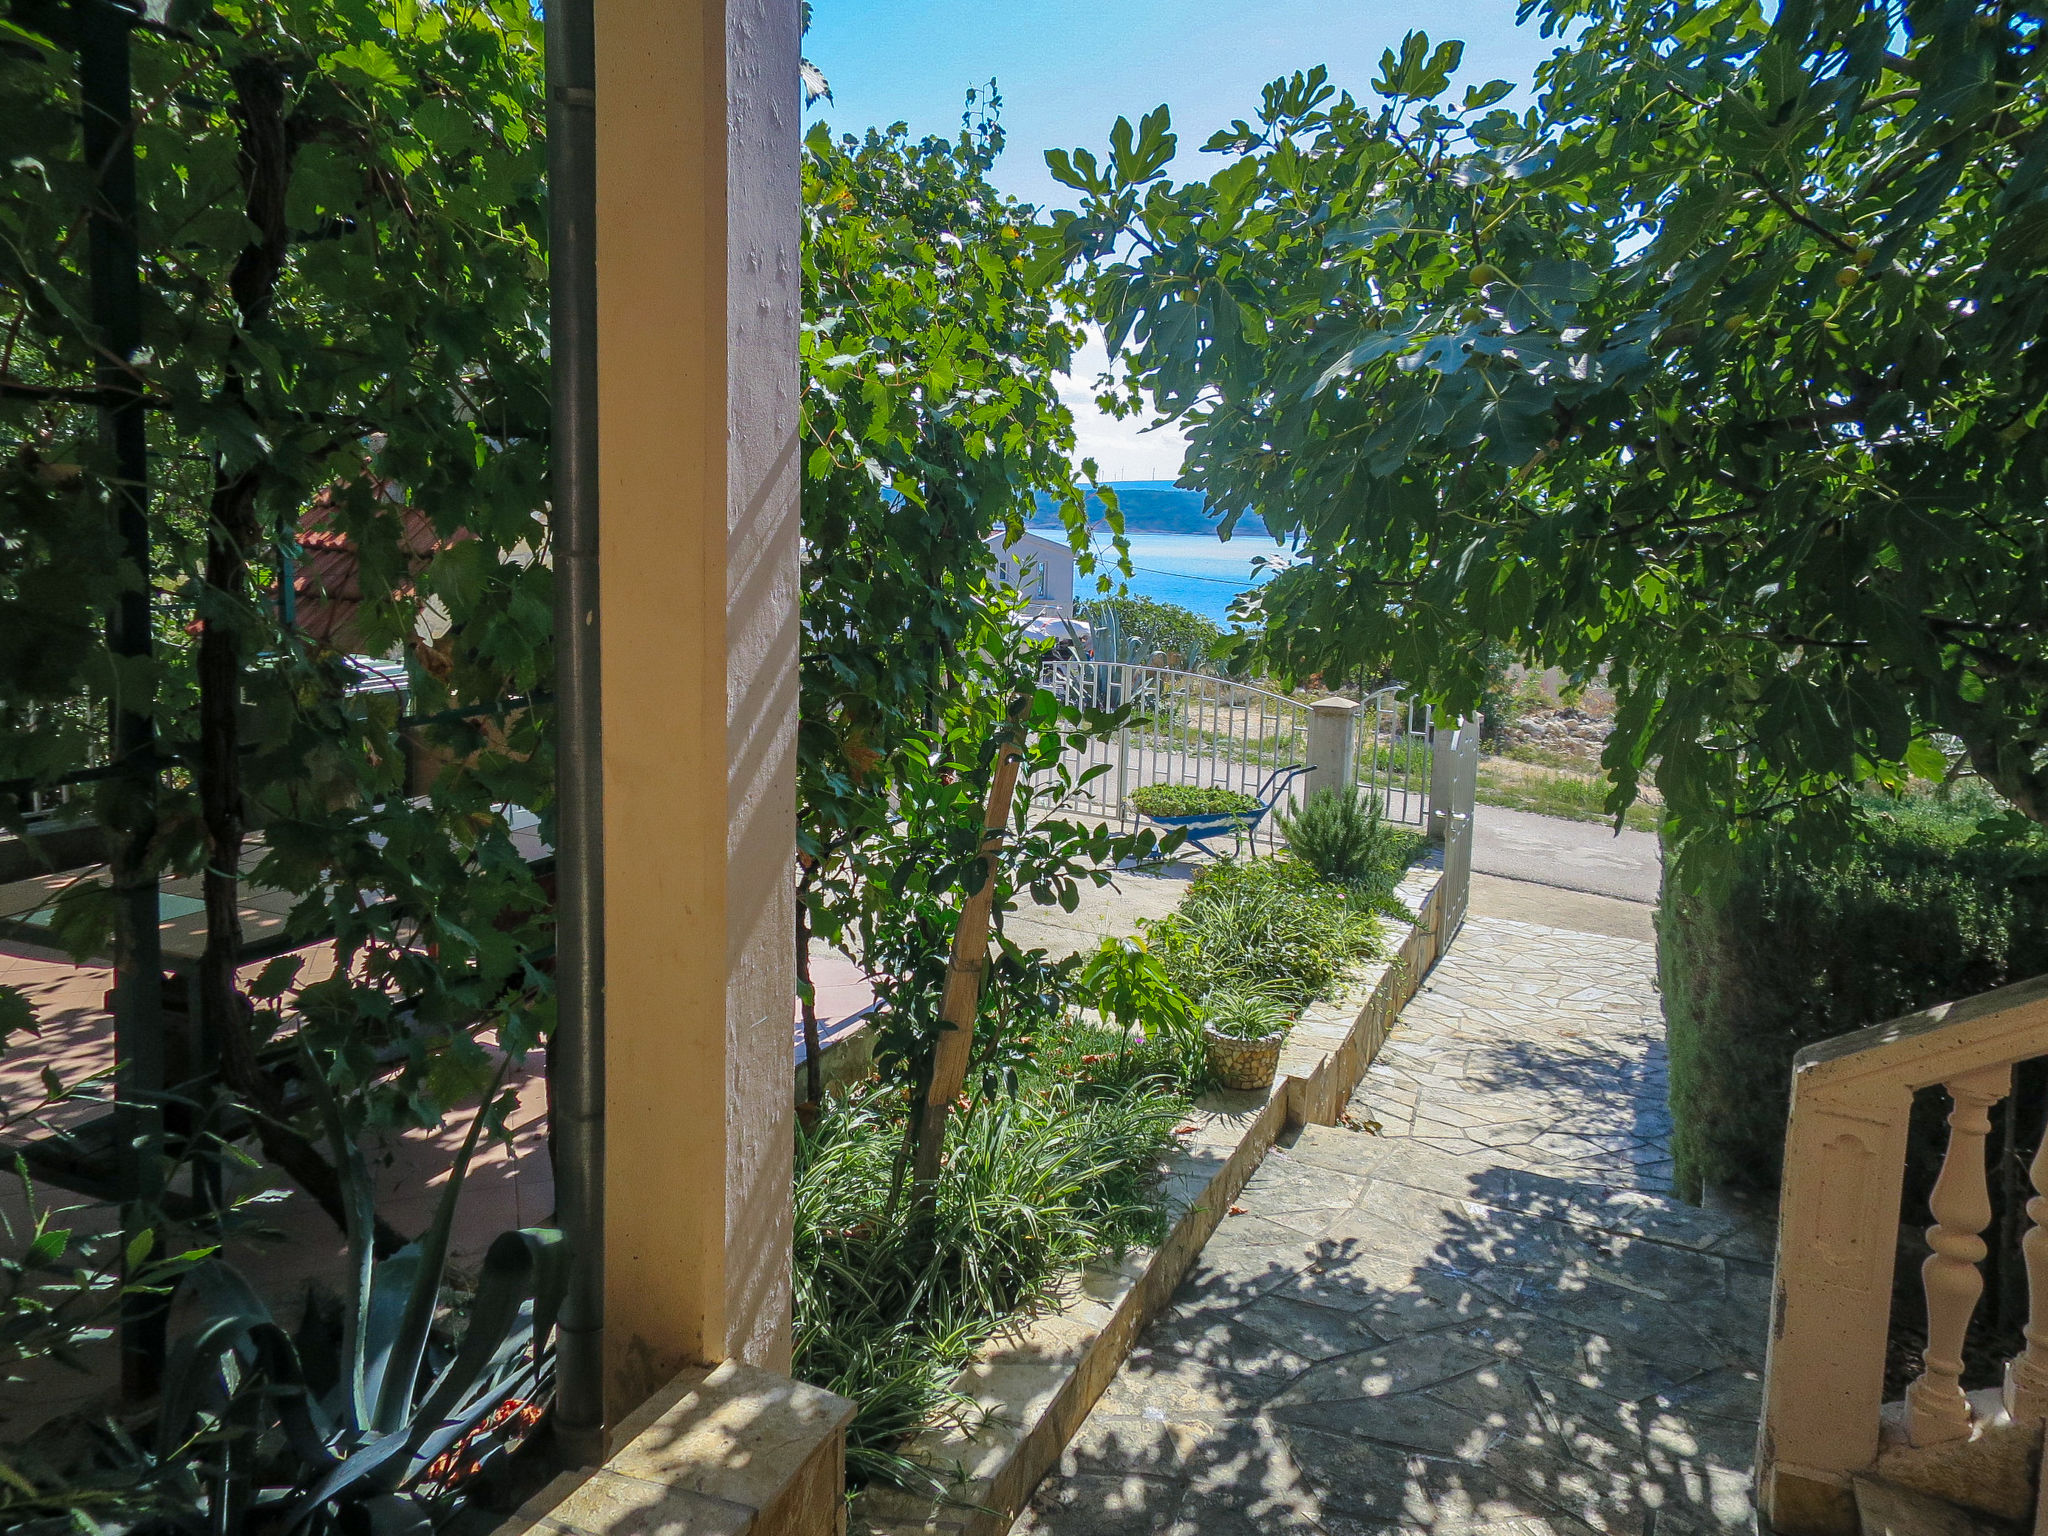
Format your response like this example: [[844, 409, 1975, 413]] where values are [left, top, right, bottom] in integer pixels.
[[1029, 481, 1268, 540]]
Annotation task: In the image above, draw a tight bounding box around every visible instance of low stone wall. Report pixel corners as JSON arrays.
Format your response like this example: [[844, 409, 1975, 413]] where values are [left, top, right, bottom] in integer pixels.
[[796, 1014, 877, 1105], [852, 858, 1453, 1536], [503, 1362, 855, 1536]]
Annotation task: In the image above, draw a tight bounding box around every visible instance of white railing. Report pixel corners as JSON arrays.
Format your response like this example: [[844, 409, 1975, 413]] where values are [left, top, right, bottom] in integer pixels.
[[1758, 975, 2048, 1534], [1357, 688, 1437, 830], [1035, 663, 1440, 853], [1038, 661, 1311, 853]]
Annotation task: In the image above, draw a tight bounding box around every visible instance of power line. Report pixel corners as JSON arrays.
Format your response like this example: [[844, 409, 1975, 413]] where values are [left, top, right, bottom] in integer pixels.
[[1124, 563, 1278, 585]]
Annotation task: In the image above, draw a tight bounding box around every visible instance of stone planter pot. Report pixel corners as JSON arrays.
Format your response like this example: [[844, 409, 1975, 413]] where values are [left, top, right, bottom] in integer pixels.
[[1203, 1026, 1286, 1092]]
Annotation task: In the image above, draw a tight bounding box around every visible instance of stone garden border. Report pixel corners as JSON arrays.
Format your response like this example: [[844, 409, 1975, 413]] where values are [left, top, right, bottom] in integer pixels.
[[850, 856, 1453, 1536]]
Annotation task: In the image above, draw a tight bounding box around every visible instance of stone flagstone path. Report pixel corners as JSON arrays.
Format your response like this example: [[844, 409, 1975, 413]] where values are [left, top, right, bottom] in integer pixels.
[[1362, 919, 1678, 1197], [1013, 915, 1774, 1536]]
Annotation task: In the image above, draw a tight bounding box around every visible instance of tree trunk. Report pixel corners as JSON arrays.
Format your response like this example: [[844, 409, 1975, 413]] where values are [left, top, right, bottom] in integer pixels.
[[194, 57, 407, 1256], [909, 697, 1029, 1206]]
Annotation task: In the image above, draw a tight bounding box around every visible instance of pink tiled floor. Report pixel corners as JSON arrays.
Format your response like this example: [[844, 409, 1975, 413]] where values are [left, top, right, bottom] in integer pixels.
[[0, 936, 876, 1442]]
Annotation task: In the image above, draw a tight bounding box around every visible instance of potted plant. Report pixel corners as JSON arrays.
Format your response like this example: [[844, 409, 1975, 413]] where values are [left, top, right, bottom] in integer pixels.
[[1200, 988, 1290, 1092]]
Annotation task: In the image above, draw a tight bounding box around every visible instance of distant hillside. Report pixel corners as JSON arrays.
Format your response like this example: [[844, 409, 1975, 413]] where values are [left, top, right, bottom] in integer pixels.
[[1030, 481, 1266, 539]]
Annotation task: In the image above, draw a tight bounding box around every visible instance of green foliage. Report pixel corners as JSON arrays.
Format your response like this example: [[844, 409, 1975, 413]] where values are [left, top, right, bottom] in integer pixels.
[[1072, 936, 1196, 1050], [1049, 6, 2048, 845], [1276, 785, 1410, 883], [1477, 646, 1546, 748], [794, 100, 1162, 1123], [792, 1068, 1181, 1488], [1082, 596, 1222, 661], [0, 1081, 559, 1531], [1129, 783, 1260, 818], [1659, 790, 2048, 1201], [1475, 764, 1663, 832], [1199, 988, 1289, 1042], [1143, 857, 1385, 1009], [0, 1162, 212, 1390], [0, 0, 555, 1125], [788, 92, 1191, 1478], [142, 1075, 566, 1531], [799, 107, 1110, 938], [0, 15, 559, 1509], [830, 630, 1173, 1100]]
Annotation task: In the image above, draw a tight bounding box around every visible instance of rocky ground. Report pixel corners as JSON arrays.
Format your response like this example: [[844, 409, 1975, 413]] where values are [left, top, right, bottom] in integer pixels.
[[1495, 706, 1615, 769]]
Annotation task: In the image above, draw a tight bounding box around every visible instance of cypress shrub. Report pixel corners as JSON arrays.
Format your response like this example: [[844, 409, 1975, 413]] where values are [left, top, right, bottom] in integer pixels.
[[1277, 785, 1406, 884], [1661, 791, 2048, 1204]]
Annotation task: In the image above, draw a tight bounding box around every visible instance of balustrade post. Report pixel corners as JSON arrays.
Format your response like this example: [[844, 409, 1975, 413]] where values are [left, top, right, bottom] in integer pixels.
[[2003, 1116, 2048, 1420], [1906, 1064, 2012, 1446]]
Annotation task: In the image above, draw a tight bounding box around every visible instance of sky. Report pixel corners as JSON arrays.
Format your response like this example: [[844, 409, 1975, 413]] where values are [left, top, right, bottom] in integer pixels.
[[803, 1, 1568, 480]]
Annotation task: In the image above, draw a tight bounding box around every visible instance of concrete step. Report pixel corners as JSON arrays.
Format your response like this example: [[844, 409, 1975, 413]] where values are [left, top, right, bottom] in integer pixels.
[[1854, 1473, 2025, 1536]]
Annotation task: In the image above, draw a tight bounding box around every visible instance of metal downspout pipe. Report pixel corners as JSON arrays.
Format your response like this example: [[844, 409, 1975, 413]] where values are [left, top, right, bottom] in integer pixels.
[[545, 0, 606, 1466], [76, 0, 169, 1402]]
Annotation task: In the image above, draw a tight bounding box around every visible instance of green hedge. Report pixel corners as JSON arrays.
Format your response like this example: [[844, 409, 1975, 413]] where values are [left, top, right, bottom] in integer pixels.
[[1660, 792, 2048, 1202], [1083, 596, 1222, 660]]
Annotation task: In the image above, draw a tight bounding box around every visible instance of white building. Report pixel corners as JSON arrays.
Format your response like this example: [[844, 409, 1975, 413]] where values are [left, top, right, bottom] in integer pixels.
[[987, 529, 1076, 618]]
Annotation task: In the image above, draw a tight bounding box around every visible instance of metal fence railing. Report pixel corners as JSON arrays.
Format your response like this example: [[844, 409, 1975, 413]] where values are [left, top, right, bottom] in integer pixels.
[[1039, 661, 1310, 853], [1356, 687, 1434, 829], [1037, 663, 1442, 853]]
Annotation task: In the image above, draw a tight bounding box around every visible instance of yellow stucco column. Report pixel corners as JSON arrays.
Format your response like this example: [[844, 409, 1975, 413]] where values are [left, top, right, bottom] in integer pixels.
[[594, 0, 800, 1420]]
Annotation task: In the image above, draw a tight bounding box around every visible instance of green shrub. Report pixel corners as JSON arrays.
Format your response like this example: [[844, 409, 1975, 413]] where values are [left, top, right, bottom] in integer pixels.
[[1661, 788, 2048, 1202], [1478, 643, 1544, 746], [1200, 988, 1289, 1041], [792, 1075, 1181, 1488], [1084, 596, 1223, 660], [1143, 857, 1383, 1009], [1276, 785, 1408, 882], [1129, 783, 1260, 818], [1071, 935, 1200, 1076]]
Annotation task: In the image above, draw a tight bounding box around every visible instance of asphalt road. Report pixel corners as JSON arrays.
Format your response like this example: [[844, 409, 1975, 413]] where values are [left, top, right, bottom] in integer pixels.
[[1471, 803, 1662, 905]]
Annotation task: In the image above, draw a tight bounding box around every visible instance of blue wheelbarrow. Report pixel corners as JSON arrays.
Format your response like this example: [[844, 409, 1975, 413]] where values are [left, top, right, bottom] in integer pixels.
[[1136, 764, 1313, 858]]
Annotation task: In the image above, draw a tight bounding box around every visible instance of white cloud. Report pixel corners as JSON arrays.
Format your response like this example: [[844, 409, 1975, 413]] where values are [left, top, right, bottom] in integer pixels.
[[1060, 330, 1192, 483]]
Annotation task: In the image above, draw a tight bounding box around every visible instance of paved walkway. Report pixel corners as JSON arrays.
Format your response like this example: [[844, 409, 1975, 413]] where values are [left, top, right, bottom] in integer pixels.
[[1014, 914, 1772, 1536], [1473, 806, 1660, 905], [1361, 919, 1677, 1197]]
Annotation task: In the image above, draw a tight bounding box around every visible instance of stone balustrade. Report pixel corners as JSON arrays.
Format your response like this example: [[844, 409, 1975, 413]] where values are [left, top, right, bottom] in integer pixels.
[[1758, 974, 2048, 1535]]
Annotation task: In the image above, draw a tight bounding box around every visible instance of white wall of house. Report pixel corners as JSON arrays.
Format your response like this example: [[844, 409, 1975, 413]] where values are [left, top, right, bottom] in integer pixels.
[[987, 530, 1076, 617]]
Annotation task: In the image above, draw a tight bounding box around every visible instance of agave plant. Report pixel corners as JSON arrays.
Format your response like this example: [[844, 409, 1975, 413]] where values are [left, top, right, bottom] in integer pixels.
[[147, 1063, 567, 1535]]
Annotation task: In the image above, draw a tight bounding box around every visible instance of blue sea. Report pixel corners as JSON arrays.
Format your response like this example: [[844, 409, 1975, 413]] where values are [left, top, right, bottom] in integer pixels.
[[1089, 530, 1289, 625]]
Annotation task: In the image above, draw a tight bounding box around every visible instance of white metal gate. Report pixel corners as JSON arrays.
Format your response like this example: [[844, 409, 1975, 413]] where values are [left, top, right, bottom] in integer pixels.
[[1038, 662, 1310, 853], [1355, 688, 1435, 829], [1430, 715, 1482, 940], [1036, 663, 1439, 853]]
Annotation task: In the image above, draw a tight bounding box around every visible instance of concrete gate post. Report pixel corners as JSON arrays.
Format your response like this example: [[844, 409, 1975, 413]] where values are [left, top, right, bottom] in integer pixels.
[[1304, 696, 1360, 812]]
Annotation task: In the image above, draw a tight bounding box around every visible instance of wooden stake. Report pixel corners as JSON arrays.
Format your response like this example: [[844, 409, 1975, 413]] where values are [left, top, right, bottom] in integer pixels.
[[910, 722, 1027, 1196]]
